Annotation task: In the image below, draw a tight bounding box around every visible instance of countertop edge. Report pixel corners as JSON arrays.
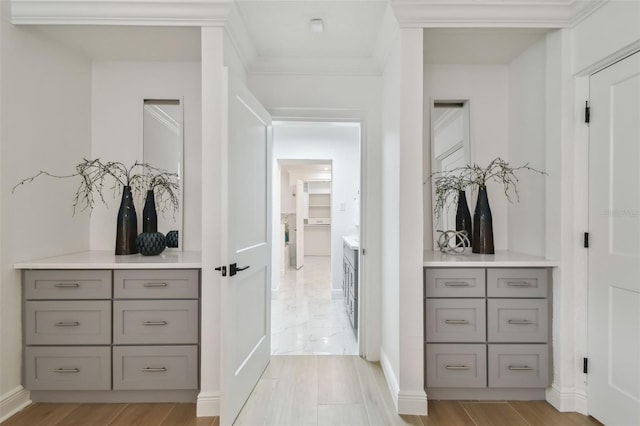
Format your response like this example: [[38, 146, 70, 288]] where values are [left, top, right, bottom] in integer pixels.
[[423, 250, 559, 268]]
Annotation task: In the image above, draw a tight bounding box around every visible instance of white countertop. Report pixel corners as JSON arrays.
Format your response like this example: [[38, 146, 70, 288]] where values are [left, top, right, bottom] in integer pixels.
[[343, 236, 359, 250], [13, 250, 202, 269], [424, 250, 558, 267]]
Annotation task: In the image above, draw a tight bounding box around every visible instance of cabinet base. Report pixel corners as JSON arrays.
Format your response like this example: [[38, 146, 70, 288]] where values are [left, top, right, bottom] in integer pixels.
[[426, 387, 546, 400], [29, 390, 198, 403]]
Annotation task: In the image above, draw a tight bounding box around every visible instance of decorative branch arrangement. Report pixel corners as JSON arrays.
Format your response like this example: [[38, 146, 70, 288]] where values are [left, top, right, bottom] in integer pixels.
[[12, 158, 179, 216]]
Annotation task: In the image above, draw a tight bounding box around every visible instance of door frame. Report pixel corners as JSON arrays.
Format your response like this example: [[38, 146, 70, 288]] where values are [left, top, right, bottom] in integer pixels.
[[268, 110, 369, 358]]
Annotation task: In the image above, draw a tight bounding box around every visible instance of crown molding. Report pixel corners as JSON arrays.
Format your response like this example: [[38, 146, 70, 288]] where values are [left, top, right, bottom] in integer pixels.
[[249, 56, 382, 76], [10, 0, 233, 26], [223, 3, 256, 72], [390, 0, 609, 29]]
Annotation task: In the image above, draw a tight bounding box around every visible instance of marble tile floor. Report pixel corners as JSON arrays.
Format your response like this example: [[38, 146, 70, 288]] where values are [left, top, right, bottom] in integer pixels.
[[271, 255, 358, 355]]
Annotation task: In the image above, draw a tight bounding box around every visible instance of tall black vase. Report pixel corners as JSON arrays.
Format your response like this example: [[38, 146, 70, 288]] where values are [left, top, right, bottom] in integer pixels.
[[472, 186, 494, 254], [115, 186, 138, 255], [456, 190, 472, 247], [142, 189, 158, 233]]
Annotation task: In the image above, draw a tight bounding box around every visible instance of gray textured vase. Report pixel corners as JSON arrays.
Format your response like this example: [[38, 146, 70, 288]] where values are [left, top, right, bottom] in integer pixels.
[[136, 232, 166, 256]]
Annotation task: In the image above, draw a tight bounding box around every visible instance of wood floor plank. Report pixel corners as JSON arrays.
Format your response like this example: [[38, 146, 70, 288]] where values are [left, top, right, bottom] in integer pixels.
[[265, 355, 318, 426], [107, 403, 175, 426], [54, 403, 126, 426], [233, 379, 277, 426], [317, 403, 369, 426], [318, 356, 363, 405], [1, 403, 79, 426], [460, 401, 528, 426], [159, 404, 216, 426], [508, 401, 603, 426], [420, 401, 475, 426]]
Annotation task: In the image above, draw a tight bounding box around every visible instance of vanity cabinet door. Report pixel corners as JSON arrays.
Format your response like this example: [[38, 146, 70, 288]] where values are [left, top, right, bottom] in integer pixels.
[[425, 299, 486, 342], [426, 344, 487, 388], [113, 346, 198, 390], [24, 270, 111, 300], [487, 299, 548, 343], [488, 344, 549, 388]]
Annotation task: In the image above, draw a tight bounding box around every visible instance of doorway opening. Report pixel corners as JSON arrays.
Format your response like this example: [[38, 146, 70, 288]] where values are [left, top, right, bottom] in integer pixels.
[[270, 121, 362, 356]]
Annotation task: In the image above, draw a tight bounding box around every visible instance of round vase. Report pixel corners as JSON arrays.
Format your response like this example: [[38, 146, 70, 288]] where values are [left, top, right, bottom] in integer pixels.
[[136, 232, 167, 256], [115, 186, 138, 255], [142, 189, 158, 233], [455, 190, 472, 247], [166, 230, 179, 248], [472, 186, 495, 254]]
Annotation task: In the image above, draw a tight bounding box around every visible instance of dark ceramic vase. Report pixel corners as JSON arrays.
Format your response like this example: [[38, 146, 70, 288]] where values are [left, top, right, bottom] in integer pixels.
[[166, 230, 179, 248], [136, 232, 166, 256], [142, 189, 158, 233], [472, 186, 494, 254], [456, 190, 472, 247], [115, 186, 138, 255]]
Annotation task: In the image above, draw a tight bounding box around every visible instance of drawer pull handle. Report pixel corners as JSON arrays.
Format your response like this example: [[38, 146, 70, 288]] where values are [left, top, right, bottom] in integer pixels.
[[142, 367, 167, 372], [54, 283, 80, 288], [54, 368, 80, 373], [508, 365, 534, 371], [445, 319, 470, 325], [445, 365, 470, 370], [508, 319, 533, 325], [143, 321, 168, 326], [444, 282, 470, 287], [507, 282, 532, 287], [55, 321, 80, 327], [143, 282, 168, 288]]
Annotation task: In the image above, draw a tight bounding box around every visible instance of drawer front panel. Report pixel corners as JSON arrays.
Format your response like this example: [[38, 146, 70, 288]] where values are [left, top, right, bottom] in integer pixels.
[[487, 268, 548, 298], [426, 299, 486, 342], [488, 344, 549, 388], [487, 299, 548, 342], [25, 301, 111, 345], [25, 346, 111, 390], [426, 344, 487, 388], [113, 300, 198, 344], [114, 269, 199, 299], [24, 270, 111, 300], [113, 345, 198, 390], [425, 269, 485, 298]]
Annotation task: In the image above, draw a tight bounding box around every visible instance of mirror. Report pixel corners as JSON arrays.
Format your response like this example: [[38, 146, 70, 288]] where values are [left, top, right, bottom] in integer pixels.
[[143, 99, 183, 249], [431, 100, 471, 240]]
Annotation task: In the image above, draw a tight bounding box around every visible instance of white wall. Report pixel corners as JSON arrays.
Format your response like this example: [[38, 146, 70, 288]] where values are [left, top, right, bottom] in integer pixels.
[[90, 61, 202, 252], [423, 64, 510, 250], [248, 73, 382, 361], [273, 124, 360, 293], [0, 20, 91, 410], [508, 38, 547, 257]]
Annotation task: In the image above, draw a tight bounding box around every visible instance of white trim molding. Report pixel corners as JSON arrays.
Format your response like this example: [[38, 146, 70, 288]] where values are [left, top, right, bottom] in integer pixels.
[[380, 349, 400, 412], [546, 384, 588, 416], [0, 386, 31, 423], [397, 390, 428, 415], [10, 0, 232, 26], [196, 391, 220, 417], [391, 0, 608, 29]]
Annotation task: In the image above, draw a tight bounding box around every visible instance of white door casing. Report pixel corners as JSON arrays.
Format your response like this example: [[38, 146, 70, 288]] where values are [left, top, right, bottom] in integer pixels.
[[587, 51, 640, 426], [295, 179, 305, 269], [220, 73, 272, 425]]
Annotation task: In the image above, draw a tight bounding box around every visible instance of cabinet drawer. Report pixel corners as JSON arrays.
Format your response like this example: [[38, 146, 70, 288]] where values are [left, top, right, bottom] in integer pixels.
[[25, 346, 110, 390], [114, 269, 199, 299], [487, 268, 548, 298], [25, 301, 111, 345], [24, 270, 111, 300], [113, 300, 198, 344], [425, 299, 486, 342], [426, 344, 487, 388], [488, 344, 549, 388], [113, 346, 198, 390], [487, 299, 548, 342], [425, 269, 485, 298]]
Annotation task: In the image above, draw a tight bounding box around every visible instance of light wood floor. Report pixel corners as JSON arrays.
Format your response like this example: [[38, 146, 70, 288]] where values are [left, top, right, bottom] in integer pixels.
[[2, 355, 602, 426]]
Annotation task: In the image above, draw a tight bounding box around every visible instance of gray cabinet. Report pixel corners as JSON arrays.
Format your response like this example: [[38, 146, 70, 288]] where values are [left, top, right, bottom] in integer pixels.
[[425, 267, 550, 394], [343, 241, 358, 333], [23, 268, 200, 397]]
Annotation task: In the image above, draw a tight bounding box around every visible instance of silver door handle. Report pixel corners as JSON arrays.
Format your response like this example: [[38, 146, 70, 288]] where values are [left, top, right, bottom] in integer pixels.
[[508, 319, 533, 325], [507, 282, 532, 287], [508, 365, 534, 371], [445, 319, 470, 325], [55, 321, 80, 327], [54, 368, 80, 373], [142, 321, 167, 326], [54, 283, 79, 288], [142, 367, 167, 372], [143, 282, 168, 287], [444, 282, 470, 287], [445, 365, 470, 370]]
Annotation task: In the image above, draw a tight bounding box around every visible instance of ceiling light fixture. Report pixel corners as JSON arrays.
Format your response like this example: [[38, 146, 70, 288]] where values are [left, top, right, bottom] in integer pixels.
[[309, 18, 324, 33]]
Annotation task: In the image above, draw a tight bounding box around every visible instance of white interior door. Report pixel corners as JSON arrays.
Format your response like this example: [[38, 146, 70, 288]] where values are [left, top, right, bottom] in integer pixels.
[[221, 74, 272, 425], [588, 51, 640, 426], [295, 179, 305, 269]]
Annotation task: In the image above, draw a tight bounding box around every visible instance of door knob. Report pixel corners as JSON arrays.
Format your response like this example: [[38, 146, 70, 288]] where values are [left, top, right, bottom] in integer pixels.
[[230, 263, 250, 276]]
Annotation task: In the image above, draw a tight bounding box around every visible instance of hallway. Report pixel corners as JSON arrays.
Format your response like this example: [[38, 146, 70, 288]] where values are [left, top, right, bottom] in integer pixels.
[[271, 256, 358, 355]]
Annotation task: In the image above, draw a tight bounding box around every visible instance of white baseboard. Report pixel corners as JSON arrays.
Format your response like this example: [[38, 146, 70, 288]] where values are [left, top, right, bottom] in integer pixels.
[[379, 349, 400, 411], [0, 386, 31, 423], [546, 384, 588, 415], [196, 391, 220, 417], [397, 390, 428, 416]]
